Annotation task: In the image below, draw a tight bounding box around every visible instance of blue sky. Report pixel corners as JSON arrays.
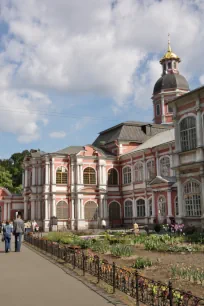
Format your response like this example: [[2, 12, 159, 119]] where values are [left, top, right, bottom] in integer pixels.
[[0, 0, 203, 158]]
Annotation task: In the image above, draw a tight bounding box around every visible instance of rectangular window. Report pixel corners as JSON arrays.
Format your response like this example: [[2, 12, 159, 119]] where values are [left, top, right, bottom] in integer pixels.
[[168, 105, 173, 113], [156, 104, 160, 116]]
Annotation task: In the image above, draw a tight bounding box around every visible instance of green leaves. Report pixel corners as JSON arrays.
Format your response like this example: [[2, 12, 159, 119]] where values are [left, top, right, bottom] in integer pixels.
[[132, 257, 153, 269]]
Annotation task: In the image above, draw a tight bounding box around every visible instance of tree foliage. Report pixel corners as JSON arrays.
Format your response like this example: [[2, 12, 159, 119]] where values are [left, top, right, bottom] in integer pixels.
[[0, 150, 31, 194]]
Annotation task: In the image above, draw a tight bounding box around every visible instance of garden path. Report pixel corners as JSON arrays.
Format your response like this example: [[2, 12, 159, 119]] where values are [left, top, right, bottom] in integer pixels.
[[0, 237, 114, 306]]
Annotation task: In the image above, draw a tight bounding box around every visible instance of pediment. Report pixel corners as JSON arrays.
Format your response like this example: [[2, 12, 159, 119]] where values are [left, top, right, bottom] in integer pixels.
[[148, 176, 174, 186]]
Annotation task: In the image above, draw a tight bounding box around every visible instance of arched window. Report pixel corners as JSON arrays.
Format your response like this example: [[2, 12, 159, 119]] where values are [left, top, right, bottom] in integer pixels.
[[174, 196, 179, 216], [56, 201, 68, 219], [180, 117, 196, 152], [148, 198, 152, 217], [160, 156, 170, 177], [184, 181, 201, 216], [146, 160, 155, 180], [108, 168, 118, 185], [134, 162, 143, 183], [123, 166, 131, 184], [83, 167, 96, 185], [56, 167, 68, 184], [124, 200, 133, 218], [158, 196, 166, 217], [137, 199, 145, 217], [84, 201, 98, 220]]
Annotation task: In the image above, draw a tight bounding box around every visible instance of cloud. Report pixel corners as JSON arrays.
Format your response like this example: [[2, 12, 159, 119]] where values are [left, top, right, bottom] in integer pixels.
[[49, 131, 66, 138], [1, 0, 204, 143]]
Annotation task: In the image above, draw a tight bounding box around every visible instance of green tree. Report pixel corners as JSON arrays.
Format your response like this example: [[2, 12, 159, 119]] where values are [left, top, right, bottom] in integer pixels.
[[0, 165, 13, 190]]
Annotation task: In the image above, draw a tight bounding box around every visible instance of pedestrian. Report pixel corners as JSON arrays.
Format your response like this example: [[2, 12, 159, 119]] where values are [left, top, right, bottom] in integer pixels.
[[101, 219, 106, 230], [13, 214, 25, 252], [2, 220, 13, 253]]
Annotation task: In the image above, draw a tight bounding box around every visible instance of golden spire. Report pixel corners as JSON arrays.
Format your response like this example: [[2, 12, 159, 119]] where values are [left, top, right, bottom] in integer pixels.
[[160, 34, 180, 64]]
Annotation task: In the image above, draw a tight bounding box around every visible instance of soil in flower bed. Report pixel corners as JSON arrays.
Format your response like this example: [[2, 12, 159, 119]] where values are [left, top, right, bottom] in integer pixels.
[[90, 246, 204, 299]]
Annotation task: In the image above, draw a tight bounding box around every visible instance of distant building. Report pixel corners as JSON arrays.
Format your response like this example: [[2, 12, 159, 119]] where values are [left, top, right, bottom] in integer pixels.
[[1, 39, 203, 230]]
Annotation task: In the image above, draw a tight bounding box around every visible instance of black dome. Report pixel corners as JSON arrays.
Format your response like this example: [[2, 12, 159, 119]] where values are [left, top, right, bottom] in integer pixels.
[[153, 73, 189, 95]]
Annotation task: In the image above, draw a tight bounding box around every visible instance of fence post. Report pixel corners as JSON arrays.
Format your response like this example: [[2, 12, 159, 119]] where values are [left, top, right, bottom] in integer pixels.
[[168, 280, 173, 306], [97, 257, 100, 284], [112, 262, 116, 294], [73, 249, 76, 269], [135, 270, 139, 306], [82, 251, 85, 276]]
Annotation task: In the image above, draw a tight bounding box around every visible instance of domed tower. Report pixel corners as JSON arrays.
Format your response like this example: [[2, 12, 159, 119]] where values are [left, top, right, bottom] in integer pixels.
[[152, 35, 189, 124]]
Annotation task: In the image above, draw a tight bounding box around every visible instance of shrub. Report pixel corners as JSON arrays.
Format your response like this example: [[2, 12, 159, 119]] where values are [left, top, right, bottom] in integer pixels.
[[154, 224, 161, 233], [132, 257, 153, 269], [110, 244, 133, 257], [91, 240, 109, 253]]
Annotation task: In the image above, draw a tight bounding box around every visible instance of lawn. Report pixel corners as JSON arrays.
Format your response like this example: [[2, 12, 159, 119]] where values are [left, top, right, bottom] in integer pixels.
[[44, 231, 204, 298]]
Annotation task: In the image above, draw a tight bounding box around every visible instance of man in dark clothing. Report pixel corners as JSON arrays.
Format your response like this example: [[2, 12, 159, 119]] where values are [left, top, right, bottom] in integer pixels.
[[13, 214, 25, 252]]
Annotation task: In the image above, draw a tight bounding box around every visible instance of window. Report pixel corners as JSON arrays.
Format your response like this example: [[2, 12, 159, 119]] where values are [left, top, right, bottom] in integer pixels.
[[168, 62, 171, 69], [168, 105, 173, 113], [108, 168, 118, 185], [124, 200, 133, 218], [146, 160, 155, 180], [160, 156, 170, 177], [56, 167, 68, 184], [137, 199, 145, 217], [148, 198, 153, 216], [156, 104, 160, 116], [123, 166, 131, 184], [174, 196, 179, 216], [184, 181, 201, 217], [83, 167, 96, 185], [174, 62, 177, 69], [56, 201, 68, 219], [158, 196, 166, 216], [180, 117, 197, 152], [134, 162, 143, 183], [84, 201, 98, 220]]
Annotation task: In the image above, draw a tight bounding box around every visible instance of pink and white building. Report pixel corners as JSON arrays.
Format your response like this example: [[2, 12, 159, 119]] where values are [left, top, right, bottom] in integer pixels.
[[1, 40, 204, 231]]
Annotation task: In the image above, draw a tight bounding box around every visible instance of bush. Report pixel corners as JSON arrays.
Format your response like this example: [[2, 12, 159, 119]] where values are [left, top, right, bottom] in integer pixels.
[[110, 244, 133, 257], [154, 224, 161, 233], [183, 226, 197, 235], [132, 257, 153, 269], [91, 240, 109, 253]]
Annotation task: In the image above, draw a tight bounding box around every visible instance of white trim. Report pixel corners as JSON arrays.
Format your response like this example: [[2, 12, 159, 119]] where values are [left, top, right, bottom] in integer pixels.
[[122, 165, 132, 184], [83, 166, 97, 185], [178, 113, 197, 125], [134, 161, 144, 183], [159, 155, 171, 176], [124, 198, 133, 218]]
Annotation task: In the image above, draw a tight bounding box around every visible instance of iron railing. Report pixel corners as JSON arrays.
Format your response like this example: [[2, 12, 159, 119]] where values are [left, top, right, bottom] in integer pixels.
[[24, 234, 204, 306]]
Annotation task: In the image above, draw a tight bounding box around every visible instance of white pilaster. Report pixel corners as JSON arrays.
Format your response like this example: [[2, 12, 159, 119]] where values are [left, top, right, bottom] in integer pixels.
[[4, 203, 7, 220], [7, 202, 11, 220], [81, 199, 84, 219], [71, 165, 74, 184], [156, 152, 159, 176], [45, 198, 49, 220], [177, 174, 183, 218], [24, 201, 28, 220], [132, 198, 136, 218], [161, 94, 165, 123], [32, 166, 36, 186], [38, 167, 42, 185], [145, 197, 148, 217], [152, 192, 156, 217], [45, 162, 49, 185], [80, 165, 83, 184], [52, 196, 56, 217], [25, 169, 28, 188], [200, 174, 204, 218], [167, 190, 172, 216], [71, 199, 75, 219], [31, 200, 35, 220]]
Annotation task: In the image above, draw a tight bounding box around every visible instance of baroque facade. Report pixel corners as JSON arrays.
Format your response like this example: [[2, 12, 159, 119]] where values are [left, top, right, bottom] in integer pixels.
[[1, 40, 204, 231]]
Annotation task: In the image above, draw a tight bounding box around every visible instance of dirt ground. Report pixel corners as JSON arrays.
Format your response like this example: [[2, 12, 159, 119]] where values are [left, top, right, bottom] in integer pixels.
[[90, 245, 204, 298]]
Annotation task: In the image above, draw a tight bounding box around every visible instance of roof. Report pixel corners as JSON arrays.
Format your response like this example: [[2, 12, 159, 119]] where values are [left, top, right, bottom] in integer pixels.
[[123, 128, 175, 155], [169, 85, 204, 104], [93, 121, 173, 147], [56, 146, 84, 155], [153, 73, 189, 95], [149, 176, 176, 185]]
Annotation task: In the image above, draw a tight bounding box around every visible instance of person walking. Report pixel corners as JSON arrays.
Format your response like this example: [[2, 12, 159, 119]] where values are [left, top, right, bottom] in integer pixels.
[[13, 214, 25, 252], [2, 220, 13, 253]]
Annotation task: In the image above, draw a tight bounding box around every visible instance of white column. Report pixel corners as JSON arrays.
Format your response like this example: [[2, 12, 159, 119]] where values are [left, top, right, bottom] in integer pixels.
[[167, 190, 172, 216], [51, 160, 55, 184], [45, 162, 49, 185], [135, 198, 138, 218], [38, 167, 42, 185], [152, 192, 156, 217], [177, 175, 183, 218], [156, 152, 159, 176], [7, 202, 11, 220], [197, 109, 202, 147], [32, 166, 36, 186], [132, 198, 136, 218], [71, 199, 75, 219], [81, 199, 84, 219], [4, 203, 7, 220], [25, 169, 28, 187], [78, 198, 81, 219], [145, 197, 148, 217], [103, 166, 106, 185], [22, 172, 25, 188], [104, 197, 108, 219], [161, 94, 165, 123], [45, 198, 49, 220], [80, 165, 83, 184], [71, 165, 74, 184], [99, 196, 103, 219], [24, 201, 28, 220], [52, 196, 56, 217], [31, 200, 35, 220], [77, 165, 80, 184]]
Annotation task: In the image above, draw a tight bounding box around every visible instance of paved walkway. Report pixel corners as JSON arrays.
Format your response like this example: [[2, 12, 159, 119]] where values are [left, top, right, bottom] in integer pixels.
[[0, 237, 113, 306]]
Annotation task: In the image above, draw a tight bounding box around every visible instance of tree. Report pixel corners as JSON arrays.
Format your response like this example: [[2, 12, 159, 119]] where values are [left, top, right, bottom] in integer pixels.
[[0, 165, 13, 190]]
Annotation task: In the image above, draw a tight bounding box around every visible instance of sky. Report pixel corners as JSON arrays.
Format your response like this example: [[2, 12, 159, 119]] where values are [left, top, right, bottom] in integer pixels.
[[0, 0, 204, 158]]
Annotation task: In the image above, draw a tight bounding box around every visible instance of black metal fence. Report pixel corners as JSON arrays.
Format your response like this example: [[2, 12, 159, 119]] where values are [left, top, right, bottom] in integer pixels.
[[24, 234, 204, 306]]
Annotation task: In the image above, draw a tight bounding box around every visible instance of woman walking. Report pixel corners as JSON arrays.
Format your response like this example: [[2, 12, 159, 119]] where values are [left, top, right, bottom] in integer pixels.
[[3, 220, 13, 253]]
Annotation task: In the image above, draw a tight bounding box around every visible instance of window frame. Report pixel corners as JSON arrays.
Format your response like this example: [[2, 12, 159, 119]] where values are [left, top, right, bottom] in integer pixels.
[[156, 104, 161, 116], [83, 167, 96, 185], [136, 198, 145, 218], [148, 197, 153, 217], [124, 200, 133, 218], [123, 166, 132, 185], [107, 168, 118, 185], [184, 180, 201, 217], [146, 159, 155, 181], [158, 196, 166, 217], [174, 196, 179, 216], [134, 162, 144, 183], [180, 116, 197, 152], [56, 201, 69, 220], [160, 156, 171, 177], [84, 201, 98, 221], [56, 166, 68, 185]]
